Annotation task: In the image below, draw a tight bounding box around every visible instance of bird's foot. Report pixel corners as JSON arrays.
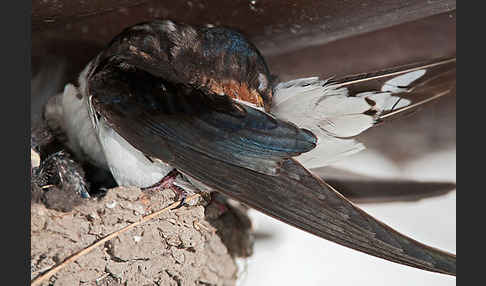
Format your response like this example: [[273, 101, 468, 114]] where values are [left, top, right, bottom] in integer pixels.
[[141, 169, 189, 208]]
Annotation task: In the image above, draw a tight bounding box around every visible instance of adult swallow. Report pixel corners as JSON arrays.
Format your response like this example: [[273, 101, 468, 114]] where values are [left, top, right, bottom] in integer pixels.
[[44, 20, 456, 275]]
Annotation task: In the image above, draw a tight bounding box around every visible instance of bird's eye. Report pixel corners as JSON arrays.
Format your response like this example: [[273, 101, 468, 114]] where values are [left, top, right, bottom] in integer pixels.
[[258, 73, 268, 92]]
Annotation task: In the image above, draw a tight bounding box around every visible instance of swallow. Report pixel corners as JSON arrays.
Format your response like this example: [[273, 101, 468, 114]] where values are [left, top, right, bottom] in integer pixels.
[[31, 123, 91, 212], [44, 20, 456, 275]]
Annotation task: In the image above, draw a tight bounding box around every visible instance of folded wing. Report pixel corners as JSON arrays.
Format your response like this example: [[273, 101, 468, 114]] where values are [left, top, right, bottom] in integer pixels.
[[163, 143, 457, 275], [88, 60, 316, 176]]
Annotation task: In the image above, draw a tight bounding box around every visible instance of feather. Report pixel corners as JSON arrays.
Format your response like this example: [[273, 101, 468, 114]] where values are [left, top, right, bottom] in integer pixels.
[[160, 144, 457, 275], [44, 83, 108, 169], [271, 57, 455, 169], [381, 69, 426, 93]]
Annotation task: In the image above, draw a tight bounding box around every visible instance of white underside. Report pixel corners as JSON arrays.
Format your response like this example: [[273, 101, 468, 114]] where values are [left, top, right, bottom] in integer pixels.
[[57, 77, 205, 190], [44, 83, 108, 169], [96, 117, 173, 188], [47, 78, 175, 188]]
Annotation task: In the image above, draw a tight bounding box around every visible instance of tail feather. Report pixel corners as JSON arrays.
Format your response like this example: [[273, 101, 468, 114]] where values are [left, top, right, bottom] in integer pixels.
[[271, 57, 456, 169]]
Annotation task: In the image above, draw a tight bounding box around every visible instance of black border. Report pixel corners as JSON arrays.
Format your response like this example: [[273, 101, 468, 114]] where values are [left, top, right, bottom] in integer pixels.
[[4, 1, 31, 285]]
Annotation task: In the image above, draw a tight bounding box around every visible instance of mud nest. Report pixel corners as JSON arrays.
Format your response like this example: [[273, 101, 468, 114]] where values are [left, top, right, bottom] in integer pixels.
[[31, 184, 254, 286]]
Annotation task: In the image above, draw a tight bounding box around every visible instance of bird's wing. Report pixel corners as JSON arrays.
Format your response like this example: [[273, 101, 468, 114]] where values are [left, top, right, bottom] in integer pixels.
[[87, 55, 455, 276], [88, 59, 316, 176], [162, 143, 457, 275], [271, 57, 456, 169]]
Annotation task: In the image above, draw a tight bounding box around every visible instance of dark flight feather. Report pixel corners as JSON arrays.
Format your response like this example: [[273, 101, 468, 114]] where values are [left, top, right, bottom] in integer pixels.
[[170, 149, 456, 275]]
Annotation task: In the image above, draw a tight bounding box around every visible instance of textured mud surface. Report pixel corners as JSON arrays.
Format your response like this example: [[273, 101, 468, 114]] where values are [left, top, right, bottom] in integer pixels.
[[31, 187, 253, 286]]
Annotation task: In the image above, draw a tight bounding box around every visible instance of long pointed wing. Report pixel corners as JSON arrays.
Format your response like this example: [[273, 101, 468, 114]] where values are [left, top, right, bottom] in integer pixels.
[[271, 57, 456, 169], [162, 143, 457, 275]]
